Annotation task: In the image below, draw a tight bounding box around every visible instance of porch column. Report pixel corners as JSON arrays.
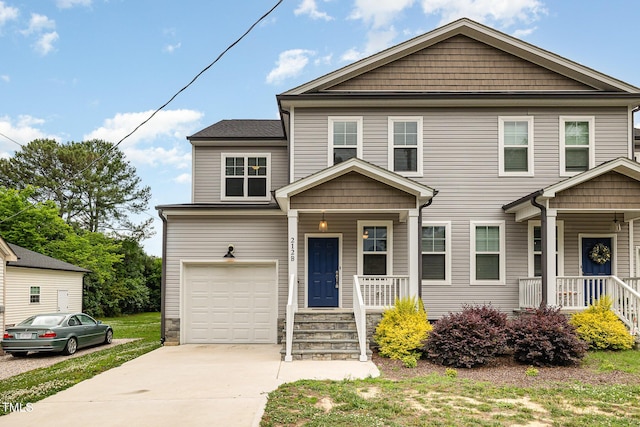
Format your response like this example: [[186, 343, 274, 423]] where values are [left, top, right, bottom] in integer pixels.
[[546, 209, 557, 306], [408, 209, 420, 298], [288, 210, 298, 287]]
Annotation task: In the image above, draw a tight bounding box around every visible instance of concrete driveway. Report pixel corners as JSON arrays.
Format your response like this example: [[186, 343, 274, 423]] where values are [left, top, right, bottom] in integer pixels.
[[0, 344, 380, 427]]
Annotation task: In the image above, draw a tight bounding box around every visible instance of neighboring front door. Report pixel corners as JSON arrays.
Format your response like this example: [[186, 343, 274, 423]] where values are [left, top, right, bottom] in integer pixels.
[[581, 237, 612, 304], [57, 290, 69, 312], [308, 237, 339, 307]]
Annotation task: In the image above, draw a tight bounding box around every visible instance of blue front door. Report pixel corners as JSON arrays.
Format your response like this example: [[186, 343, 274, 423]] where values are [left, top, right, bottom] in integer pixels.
[[308, 237, 339, 307], [582, 237, 612, 304]]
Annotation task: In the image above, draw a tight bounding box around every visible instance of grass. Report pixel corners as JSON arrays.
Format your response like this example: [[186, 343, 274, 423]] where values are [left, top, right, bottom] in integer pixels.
[[261, 349, 640, 427], [0, 312, 160, 416]]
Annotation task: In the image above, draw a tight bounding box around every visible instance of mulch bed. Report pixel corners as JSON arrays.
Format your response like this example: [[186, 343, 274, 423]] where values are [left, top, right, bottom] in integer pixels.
[[372, 352, 639, 387]]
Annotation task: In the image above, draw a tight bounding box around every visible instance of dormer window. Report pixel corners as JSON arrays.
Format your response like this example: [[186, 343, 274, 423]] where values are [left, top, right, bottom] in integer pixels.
[[222, 153, 270, 201], [328, 117, 362, 165]]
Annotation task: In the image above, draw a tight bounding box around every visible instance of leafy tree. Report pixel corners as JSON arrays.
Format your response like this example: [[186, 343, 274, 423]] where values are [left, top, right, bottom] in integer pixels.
[[144, 256, 162, 312], [0, 139, 153, 239]]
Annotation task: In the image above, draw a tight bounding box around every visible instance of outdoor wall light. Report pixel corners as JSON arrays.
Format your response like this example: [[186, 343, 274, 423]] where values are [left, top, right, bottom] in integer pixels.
[[318, 213, 328, 232], [611, 213, 622, 233], [223, 244, 235, 258]]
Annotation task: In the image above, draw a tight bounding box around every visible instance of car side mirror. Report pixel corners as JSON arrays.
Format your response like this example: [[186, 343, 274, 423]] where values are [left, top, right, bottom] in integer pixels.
[[97, 320, 102, 324]]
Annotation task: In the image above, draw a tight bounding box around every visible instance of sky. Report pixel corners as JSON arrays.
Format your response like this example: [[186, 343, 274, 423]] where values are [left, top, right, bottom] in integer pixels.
[[0, 0, 639, 257]]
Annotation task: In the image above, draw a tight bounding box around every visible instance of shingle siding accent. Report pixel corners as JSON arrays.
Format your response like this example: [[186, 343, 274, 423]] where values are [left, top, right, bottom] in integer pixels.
[[327, 36, 595, 92], [550, 172, 640, 209]]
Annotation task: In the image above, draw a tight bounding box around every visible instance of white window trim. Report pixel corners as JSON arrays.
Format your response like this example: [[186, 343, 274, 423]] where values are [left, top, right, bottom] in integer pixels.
[[421, 221, 451, 286], [220, 153, 271, 202], [357, 220, 393, 276], [388, 116, 423, 177], [328, 116, 363, 167], [527, 220, 565, 277], [470, 220, 505, 285], [30, 286, 40, 304], [498, 116, 534, 177], [559, 116, 595, 177]]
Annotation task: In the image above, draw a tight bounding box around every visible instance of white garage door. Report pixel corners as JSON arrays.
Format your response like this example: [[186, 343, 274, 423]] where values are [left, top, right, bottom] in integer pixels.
[[184, 263, 277, 344]]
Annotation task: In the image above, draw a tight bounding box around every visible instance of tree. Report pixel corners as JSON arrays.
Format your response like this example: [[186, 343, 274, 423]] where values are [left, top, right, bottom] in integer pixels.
[[0, 139, 153, 239]]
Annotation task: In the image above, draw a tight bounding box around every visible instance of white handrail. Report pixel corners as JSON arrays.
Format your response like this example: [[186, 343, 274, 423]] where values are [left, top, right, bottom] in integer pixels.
[[284, 273, 297, 362], [352, 275, 369, 362], [357, 275, 409, 308], [610, 276, 640, 335]]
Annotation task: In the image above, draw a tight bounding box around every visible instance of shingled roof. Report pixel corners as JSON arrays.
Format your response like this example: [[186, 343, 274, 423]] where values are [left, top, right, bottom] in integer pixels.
[[7, 243, 90, 273], [188, 119, 284, 140]]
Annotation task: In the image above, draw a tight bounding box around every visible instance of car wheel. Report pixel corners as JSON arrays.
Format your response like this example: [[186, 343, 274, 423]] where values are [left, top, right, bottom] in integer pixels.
[[104, 329, 113, 345], [63, 337, 78, 355], [10, 352, 28, 358]]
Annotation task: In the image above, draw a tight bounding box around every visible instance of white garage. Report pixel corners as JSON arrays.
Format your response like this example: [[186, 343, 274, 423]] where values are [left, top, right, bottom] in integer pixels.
[[182, 261, 278, 344]]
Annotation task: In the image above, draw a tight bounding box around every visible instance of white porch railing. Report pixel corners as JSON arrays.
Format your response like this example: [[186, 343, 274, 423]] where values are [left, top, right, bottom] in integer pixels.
[[357, 275, 409, 309], [519, 276, 640, 335], [352, 275, 369, 362], [284, 273, 297, 362]]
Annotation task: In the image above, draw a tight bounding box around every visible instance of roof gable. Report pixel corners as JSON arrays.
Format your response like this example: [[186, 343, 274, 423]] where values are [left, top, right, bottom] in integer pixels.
[[283, 18, 640, 96]]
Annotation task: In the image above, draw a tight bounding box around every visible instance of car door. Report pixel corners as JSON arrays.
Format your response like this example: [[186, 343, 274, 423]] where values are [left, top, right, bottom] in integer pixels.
[[66, 315, 87, 346], [76, 314, 102, 346]]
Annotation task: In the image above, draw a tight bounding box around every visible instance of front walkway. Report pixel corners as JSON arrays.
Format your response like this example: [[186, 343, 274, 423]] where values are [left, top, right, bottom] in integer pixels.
[[0, 344, 380, 427]]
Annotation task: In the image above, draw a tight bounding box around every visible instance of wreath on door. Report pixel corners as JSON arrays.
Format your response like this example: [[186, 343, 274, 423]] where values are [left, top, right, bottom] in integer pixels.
[[589, 243, 611, 265]]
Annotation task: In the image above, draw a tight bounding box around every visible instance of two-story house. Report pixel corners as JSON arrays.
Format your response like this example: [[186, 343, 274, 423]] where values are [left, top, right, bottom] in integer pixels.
[[157, 18, 640, 361]]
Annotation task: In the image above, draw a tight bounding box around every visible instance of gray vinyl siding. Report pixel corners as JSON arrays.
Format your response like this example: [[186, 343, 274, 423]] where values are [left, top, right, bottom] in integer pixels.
[[292, 106, 632, 317], [192, 145, 288, 203], [164, 215, 288, 319]]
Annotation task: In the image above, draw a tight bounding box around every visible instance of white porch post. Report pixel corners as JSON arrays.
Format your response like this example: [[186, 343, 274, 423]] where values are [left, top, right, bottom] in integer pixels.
[[408, 209, 420, 298], [546, 209, 557, 306], [288, 210, 298, 284]]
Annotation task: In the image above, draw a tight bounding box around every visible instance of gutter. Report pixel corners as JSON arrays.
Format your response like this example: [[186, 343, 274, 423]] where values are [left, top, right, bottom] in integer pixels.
[[528, 190, 547, 308], [417, 190, 439, 300], [158, 208, 167, 345]]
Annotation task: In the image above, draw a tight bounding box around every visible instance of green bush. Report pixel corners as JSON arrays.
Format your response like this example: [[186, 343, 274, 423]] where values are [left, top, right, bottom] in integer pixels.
[[570, 296, 635, 350], [374, 297, 432, 367]]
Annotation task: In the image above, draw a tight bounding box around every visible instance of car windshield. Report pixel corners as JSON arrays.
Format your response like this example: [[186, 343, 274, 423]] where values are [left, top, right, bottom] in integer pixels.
[[19, 315, 66, 327]]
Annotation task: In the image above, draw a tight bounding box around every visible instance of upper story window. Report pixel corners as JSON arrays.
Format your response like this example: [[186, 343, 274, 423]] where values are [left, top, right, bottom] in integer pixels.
[[328, 117, 362, 166], [560, 117, 594, 176], [470, 221, 505, 285], [499, 117, 534, 176], [421, 222, 451, 284], [388, 117, 423, 176], [221, 153, 270, 201], [357, 220, 393, 276]]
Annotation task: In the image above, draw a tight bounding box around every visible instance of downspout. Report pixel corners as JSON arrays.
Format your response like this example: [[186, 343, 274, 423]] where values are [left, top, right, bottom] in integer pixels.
[[158, 208, 167, 345], [529, 190, 547, 308], [417, 190, 438, 300]]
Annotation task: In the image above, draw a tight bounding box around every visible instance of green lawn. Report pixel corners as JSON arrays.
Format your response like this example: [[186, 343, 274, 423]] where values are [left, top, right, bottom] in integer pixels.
[[261, 350, 640, 427], [0, 312, 161, 416]]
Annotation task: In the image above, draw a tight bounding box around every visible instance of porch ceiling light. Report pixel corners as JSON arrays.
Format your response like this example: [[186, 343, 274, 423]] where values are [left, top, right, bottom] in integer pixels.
[[611, 213, 622, 233], [318, 212, 328, 232]]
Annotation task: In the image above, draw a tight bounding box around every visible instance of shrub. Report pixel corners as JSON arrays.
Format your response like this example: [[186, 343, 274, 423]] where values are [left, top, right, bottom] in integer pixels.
[[570, 296, 635, 350], [374, 297, 432, 367], [507, 306, 587, 367], [423, 304, 508, 368]]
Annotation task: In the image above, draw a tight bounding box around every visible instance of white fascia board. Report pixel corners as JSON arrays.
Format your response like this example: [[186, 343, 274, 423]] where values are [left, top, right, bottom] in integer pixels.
[[161, 208, 285, 217]]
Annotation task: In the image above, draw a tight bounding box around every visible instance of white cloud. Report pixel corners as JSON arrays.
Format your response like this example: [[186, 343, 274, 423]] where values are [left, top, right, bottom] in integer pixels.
[[173, 173, 191, 184], [22, 13, 55, 35], [420, 0, 546, 28], [314, 53, 332, 66], [0, 75, 9, 83], [266, 49, 315, 84], [163, 42, 181, 53], [56, 0, 92, 8], [34, 31, 59, 55], [84, 109, 202, 168], [294, 0, 333, 21], [0, 1, 18, 26], [513, 27, 536, 38], [340, 27, 398, 62], [349, 0, 415, 29], [0, 115, 59, 157]]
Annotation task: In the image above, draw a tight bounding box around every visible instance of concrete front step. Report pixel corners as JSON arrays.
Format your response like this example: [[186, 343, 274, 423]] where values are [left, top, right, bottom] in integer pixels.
[[281, 348, 372, 361]]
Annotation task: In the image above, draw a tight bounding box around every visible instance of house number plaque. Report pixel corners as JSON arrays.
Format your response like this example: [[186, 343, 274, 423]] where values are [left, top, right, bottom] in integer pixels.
[[290, 237, 295, 261]]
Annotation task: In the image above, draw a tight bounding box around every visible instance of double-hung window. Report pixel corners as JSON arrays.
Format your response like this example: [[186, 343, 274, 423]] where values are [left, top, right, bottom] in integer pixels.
[[30, 286, 40, 304], [421, 222, 451, 284], [222, 153, 270, 201], [499, 117, 533, 176], [470, 221, 505, 284], [560, 117, 594, 176], [329, 117, 362, 166], [528, 221, 564, 277], [358, 221, 392, 276], [388, 117, 423, 176]]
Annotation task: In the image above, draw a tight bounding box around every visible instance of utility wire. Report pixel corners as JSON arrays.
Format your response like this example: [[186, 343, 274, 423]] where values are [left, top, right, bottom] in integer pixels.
[[0, 132, 24, 148], [0, 0, 283, 226]]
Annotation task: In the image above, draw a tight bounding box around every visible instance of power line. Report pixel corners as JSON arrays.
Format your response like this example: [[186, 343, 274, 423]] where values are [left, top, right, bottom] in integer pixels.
[[0, 132, 24, 148], [0, 0, 283, 228]]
